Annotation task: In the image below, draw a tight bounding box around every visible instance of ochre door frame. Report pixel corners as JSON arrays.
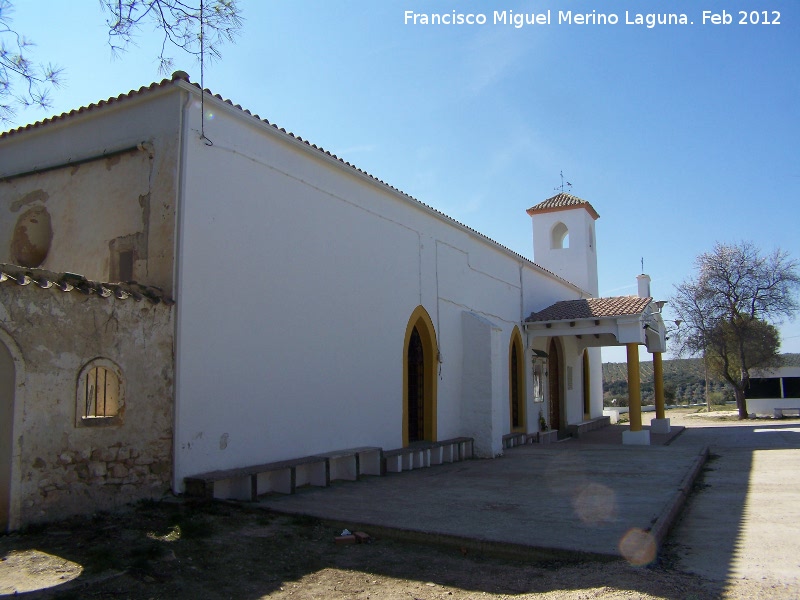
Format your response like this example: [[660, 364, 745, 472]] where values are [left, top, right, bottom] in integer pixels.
[[402, 306, 438, 446]]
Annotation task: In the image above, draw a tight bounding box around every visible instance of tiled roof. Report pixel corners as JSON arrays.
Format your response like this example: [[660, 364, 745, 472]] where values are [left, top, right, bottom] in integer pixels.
[[0, 73, 184, 141], [526, 193, 599, 220], [0, 73, 584, 294], [0, 264, 173, 305], [525, 296, 651, 323]]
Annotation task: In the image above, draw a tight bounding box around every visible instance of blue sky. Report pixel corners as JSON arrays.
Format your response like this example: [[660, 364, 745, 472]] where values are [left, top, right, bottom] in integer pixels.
[[5, 0, 800, 362]]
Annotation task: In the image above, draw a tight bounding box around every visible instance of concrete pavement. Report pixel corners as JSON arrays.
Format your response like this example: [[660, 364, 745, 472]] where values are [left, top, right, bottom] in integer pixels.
[[259, 423, 706, 563], [258, 412, 800, 594], [665, 415, 800, 589]]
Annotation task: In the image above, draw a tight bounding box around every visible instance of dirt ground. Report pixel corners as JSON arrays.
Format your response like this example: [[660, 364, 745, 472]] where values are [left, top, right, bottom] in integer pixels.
[[1, 410, 794, 600]]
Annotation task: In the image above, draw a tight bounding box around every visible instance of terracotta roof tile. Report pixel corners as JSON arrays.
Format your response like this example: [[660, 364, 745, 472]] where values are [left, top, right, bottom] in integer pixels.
[[0, 74, 185, 141], [0, 264, 173, 305], [526, 193, 599, 220], [525, 296, 651, 323]]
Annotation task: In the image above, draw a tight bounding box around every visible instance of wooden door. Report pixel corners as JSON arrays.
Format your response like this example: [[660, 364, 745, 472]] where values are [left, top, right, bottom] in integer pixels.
[[407, 327, 425, 443]]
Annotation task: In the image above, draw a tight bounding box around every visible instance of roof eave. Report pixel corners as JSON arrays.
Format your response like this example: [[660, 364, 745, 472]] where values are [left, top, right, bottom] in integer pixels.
[[526, 202, 600, 220], [185, 83, 589, 295]]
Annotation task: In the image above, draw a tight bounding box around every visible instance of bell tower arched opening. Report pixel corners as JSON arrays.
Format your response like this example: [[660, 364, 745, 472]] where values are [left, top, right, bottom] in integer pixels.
[[551, 222, 569, 249]]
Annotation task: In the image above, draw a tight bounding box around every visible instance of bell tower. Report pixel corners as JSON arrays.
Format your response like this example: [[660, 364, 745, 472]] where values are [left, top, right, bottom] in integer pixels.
[[527, 193, 599, 295]]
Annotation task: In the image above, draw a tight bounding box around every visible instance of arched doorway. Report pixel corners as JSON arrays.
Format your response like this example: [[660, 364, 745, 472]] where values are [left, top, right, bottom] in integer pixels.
[[403, 307, 438, 446], [548, 339, 562, 431], [1, 340, 15, 532], [509, 328, 526, 431], [407, 327, 424, 442]]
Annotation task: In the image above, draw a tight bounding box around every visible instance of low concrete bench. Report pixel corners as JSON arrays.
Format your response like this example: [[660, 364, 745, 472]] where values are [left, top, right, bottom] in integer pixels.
[[383, 437, 473, 474], [566, 416, 611, 438], [502, 432, 528, 449], [537, 430, 559, 444], [774, 407, 800, 419], [313, 446, 383, 485], [185, 446, 383, 501], [184, 455, 327, 501]]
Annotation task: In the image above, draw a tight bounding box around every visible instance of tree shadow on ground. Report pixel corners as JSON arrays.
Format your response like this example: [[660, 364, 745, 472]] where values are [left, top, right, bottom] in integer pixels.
[[663, 419, 800, 596], [4, 420, 799, 599], [1, 498, 719, 599]]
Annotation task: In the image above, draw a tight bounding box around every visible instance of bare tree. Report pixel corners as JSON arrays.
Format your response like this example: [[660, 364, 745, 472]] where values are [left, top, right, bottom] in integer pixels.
[[0, 0, 63, 122], [671, 241, 800, 418], [99, 0, 242, 75], [0, 0, 241, 124]]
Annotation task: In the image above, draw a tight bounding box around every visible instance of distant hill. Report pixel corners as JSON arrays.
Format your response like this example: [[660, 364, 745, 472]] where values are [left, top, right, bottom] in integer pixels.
[[602, 353, 800, 406]]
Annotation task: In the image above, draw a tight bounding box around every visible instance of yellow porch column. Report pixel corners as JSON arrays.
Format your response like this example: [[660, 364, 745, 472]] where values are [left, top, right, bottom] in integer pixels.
[[653, 352, 665, 420], [627, 343, 642, 432]]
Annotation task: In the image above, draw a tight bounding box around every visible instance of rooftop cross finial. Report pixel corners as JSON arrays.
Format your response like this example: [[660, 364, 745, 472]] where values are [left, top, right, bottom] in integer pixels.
[[554, 171, 573, 194]]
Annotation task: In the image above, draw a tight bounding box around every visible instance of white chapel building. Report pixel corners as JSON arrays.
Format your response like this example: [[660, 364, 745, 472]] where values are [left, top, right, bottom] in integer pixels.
[[0, 73, 667, 530]]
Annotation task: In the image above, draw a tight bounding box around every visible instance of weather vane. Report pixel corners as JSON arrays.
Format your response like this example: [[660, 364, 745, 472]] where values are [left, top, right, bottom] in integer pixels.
[[554, 171, 573, 194]]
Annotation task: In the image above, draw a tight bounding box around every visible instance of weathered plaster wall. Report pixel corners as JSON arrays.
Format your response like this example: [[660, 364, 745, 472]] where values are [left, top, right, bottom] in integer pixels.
[[0, 151, 153, 281], [0, 283, 174, 527], [0, 337, 13, 530], [0, 90, 182, 294]]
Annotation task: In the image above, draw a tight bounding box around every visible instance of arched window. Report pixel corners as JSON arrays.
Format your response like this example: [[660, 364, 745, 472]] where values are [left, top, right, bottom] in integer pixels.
[[76, 359, 124, 427], [551, 222, 569, 249]]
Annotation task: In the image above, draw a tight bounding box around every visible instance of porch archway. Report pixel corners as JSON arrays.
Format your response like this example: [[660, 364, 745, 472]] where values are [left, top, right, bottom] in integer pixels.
[[509, 327, 526, 431], [1, 339, 15, 532], [583, 350, 591, 419], [548, 338, 563, 430]]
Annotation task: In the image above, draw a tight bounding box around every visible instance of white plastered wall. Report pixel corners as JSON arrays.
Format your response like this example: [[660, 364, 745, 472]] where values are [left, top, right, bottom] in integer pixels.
[[531, 208, 598, 296], [172, 93, 591, 485]]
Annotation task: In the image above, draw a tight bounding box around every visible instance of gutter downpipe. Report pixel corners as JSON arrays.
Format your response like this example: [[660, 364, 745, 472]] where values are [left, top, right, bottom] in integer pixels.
[[171, 87, 195, 493]]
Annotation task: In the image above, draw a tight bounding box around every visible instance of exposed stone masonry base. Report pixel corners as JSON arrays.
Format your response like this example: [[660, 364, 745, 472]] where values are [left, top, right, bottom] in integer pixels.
[[27, 441, 171, 523]]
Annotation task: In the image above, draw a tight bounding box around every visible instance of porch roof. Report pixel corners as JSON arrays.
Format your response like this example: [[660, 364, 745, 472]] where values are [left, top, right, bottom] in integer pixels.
[[524, 295, 666, 352], [525, 296, 651, 323]]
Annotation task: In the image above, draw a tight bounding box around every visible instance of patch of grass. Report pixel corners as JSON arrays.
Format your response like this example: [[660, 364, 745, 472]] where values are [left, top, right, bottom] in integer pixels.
[[128, 540, 165, 572], [255, 514, 275, 526], [171, 512, 214, 539], [19, 521, 48, 535], [289, 514, 321, 527], [50, 591, 84, 600], [148, 524, 182, 542], [84, 543, 121, 574]]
